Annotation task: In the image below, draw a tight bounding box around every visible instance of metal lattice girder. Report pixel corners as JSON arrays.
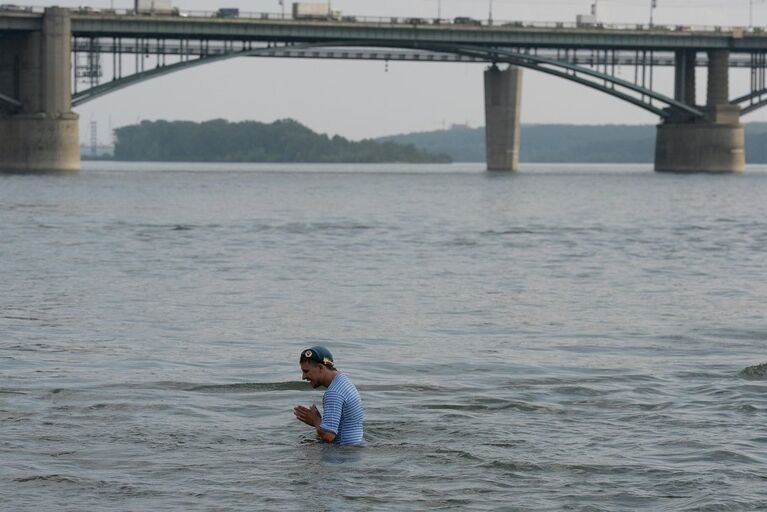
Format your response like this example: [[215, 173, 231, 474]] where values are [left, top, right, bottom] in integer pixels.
[[741, 99, 767, 114], [71, 38, 767, 68], [72, 41, 702, 119], [72, 39, 484, 62], [73, 41, 484, 106], [420, 44, 704, 119], [72, 42, 332, 106], [733, 90, 767, 114], [732, 51, 767, 114]]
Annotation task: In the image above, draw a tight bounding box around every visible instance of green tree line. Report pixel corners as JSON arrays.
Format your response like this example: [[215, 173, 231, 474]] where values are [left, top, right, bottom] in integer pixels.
[[113, 119, 450, 163]]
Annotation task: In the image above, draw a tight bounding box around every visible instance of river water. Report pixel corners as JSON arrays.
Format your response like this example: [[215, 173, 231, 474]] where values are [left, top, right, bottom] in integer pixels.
[[1, 162, 766, 511]]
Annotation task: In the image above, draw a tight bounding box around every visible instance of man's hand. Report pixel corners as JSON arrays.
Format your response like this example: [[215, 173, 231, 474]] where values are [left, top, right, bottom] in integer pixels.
[[293, 404, 321, 427], [293, 404, 336, 444]]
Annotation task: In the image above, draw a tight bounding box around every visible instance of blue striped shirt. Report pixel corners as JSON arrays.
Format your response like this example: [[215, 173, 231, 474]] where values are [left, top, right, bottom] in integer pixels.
[[320, 373, 364, 446]]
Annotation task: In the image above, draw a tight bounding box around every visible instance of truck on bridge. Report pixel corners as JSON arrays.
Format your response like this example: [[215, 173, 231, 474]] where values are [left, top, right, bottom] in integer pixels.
[[134, 0, 176, 15], [292, 2, 339, 20]]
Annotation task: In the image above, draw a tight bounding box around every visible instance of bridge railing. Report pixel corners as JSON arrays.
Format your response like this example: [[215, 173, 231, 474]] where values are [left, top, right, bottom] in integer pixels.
[[2, 4, 764, 35]]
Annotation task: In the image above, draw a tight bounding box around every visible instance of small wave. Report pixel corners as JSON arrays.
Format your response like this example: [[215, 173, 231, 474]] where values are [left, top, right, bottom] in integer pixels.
[[2, 315, 41, 321], [186, 381, 309, 393], [269, 222, 374, 235], [552, 385, 607, 397], [440, 237, 478, 247], [739, 362, 767, 380], [481, 225, 606, 237], [0, 389, 26, 395], [15, 474, 82, 484], [482, 459, 546, 473], [417, 399, 545, 413], [481, 228, 537, 236], [433, 446, 482, 462], [705, 449, 763, 464], [507, 374, 663, 388], [88, 381, 311, 393], [678, 499, 767, 512], [357, 383, 463, 393], [1, 343, 87, 354], [698, 327, 767, 342]]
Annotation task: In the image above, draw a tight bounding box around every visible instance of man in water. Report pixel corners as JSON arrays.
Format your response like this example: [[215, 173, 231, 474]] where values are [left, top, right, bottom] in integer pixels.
[[293, 346, 364, 445]]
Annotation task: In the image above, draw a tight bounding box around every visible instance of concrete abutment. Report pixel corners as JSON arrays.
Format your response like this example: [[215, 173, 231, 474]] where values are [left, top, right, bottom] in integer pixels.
[[655, 119, 744, 173], [655, 49, 744, 174], [0, 115, 80, 173], [0, 7, 79, 173]]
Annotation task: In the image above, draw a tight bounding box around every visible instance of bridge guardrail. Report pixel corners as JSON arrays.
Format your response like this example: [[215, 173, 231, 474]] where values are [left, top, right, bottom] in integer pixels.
[[0, 4, 761, 35]]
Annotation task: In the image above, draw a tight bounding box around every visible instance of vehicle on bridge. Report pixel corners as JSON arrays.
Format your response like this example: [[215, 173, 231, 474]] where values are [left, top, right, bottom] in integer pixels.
[[576, 14, 599, 28], [292, 2, 339, 21], [135, 0, 176, 15], [453, 17, 482, 27], [216, 8, 239, 18], [0, 4, 32, 11]]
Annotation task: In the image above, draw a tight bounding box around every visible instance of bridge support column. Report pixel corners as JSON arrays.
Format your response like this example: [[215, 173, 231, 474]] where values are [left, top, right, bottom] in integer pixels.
[[0, 7, 79, 173], [484, 65, 523, 171], [673, 49, 697, 105], [655, 49, 744, 173]]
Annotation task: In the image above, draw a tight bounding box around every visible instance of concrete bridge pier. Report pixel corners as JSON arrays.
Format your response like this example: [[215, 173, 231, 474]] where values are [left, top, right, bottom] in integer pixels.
[[655, 49, 744, 173], [484, 65, 523, 171], [0, 7, 79, 173]]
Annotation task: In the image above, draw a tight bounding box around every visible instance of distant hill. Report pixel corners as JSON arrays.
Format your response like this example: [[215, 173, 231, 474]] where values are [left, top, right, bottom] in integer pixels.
[[379, 122, 767, 163], [113, 119, 450, 163]]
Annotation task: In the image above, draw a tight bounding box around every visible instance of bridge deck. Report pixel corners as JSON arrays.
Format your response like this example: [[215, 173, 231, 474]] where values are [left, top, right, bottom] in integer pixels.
[[4, 8, 767, 52], [67, 15, 762, 52]]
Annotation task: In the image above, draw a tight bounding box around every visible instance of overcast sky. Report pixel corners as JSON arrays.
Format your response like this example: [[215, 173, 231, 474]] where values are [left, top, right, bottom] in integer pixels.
[[22, 0, 767, 142]]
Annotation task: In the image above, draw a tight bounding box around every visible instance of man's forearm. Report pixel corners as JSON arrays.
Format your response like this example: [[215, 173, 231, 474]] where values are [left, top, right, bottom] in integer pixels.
[[313, 421, 336, 443]]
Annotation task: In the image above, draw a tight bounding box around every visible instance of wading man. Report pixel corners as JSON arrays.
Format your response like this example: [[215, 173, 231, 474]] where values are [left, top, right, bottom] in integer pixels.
[[293, 346, 364, 445]]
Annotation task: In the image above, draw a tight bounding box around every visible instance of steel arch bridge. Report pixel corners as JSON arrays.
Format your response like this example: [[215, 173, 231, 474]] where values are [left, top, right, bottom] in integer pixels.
[[51, 9, 767, 120], [68, 37, 767, 120], [3, 7, 766, 173], [70, 39, 703, 120]]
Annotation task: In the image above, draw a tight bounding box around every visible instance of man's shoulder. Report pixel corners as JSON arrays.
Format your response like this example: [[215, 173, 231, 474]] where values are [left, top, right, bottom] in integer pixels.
[[328, 373, 358, 393]]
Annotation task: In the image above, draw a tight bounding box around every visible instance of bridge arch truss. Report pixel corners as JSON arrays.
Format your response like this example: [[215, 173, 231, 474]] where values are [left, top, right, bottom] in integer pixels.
[[69, 35, 767, 120]]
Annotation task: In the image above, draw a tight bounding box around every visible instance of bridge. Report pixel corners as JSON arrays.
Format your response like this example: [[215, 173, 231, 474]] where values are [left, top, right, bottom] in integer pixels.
[[3, 6, 767, 173]]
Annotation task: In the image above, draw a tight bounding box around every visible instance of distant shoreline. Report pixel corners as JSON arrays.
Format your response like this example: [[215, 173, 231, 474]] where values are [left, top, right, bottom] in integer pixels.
[[85, 120, 767, 164], [379, 122, 767, 164]]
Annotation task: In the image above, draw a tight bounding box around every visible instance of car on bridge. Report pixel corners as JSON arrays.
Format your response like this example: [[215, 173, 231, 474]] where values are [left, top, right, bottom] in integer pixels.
[[453, 17, 482, 27], [0, 4, 32, 10], [216, 8, 239, 18]]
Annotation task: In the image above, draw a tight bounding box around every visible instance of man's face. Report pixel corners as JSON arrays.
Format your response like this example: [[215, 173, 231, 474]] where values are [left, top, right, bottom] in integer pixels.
[[300, 362, 323, 388]]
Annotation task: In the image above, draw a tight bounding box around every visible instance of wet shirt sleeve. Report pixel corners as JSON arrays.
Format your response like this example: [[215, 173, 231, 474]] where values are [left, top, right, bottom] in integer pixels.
[[320, 390, 343, 435]]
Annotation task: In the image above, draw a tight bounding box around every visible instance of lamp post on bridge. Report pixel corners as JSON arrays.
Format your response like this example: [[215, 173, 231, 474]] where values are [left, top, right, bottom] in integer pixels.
[[649, 0, 657, 27], [489, 0, 493, 25]]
